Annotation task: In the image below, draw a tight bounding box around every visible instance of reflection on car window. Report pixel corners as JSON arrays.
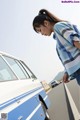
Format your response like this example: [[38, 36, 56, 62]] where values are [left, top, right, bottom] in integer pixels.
[[0, 56, 17, 81], [4, 56, 27, 79]]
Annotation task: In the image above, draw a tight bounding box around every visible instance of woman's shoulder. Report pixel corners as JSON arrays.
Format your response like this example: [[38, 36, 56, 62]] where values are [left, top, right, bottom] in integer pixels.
[[54, 21, 71, 31], [54, 21, 69, 27]]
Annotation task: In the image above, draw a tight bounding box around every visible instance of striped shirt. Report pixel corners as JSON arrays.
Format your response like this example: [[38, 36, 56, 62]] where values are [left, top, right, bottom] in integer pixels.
[[53, 22, 80, 76]]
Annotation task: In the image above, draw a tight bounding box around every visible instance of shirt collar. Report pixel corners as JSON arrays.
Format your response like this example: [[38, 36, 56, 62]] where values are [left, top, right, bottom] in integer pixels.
[[53, 33, 56, 39]]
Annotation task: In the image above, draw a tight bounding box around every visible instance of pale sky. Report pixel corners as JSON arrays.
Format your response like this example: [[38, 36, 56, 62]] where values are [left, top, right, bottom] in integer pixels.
[[0, 0, 80, 83]]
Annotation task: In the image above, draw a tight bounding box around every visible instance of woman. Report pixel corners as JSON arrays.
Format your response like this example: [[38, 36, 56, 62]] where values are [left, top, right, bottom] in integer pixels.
[[32, 9, 80, 85]]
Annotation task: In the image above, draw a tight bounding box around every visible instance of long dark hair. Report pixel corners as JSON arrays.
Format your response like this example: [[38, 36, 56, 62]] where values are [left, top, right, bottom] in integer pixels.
[[33, 9, 63, 32]]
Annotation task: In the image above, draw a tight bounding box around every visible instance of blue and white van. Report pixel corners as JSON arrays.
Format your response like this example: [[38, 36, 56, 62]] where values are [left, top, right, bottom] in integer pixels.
[[0, 52, 50, 120]]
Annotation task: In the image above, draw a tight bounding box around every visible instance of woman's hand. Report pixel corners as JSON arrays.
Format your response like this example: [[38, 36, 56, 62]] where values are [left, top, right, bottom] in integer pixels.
[[63, 73, 69, 83], [73, 41, 80, 49]]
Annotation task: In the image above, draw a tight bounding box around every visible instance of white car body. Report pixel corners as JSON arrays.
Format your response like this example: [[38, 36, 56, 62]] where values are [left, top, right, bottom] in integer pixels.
[[0, 52, 50, 120]]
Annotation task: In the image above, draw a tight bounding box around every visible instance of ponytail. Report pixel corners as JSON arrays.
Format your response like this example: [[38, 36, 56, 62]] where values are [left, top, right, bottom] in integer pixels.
[[39, 9, 61, 22]]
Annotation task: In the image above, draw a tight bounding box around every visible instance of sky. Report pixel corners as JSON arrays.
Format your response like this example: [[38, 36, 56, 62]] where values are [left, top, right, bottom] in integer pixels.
[[0, 0, 80, 83]]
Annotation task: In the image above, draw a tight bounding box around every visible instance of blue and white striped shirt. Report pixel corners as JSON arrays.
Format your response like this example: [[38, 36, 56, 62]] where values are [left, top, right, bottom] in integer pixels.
[[53, 22, 80, 76]]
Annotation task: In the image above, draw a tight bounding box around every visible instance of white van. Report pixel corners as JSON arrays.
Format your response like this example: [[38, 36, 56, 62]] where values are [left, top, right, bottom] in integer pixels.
[[0, 52, 50, 120]]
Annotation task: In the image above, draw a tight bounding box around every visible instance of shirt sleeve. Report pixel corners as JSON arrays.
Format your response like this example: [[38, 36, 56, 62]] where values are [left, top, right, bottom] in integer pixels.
[[54, 22, 80, 45]]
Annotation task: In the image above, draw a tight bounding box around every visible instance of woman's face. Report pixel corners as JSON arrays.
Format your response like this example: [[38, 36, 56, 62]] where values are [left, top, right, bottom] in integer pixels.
[[35, 20, 53, 36]]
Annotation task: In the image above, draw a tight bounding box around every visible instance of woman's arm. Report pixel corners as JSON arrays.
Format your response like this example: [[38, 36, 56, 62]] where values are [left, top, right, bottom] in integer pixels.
[[73, 41, 80, 49]]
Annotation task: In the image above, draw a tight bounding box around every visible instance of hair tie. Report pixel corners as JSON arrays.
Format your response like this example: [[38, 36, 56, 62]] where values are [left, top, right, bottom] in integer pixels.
[[38, 9, 46, 15]]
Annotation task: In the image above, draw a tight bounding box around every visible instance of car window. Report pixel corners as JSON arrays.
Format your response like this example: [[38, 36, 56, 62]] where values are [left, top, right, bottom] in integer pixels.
[[0, 56, 17, 81], [4, 56, 27, 79], [15, 60, 30, 78], [20, 61, 37, 79]]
